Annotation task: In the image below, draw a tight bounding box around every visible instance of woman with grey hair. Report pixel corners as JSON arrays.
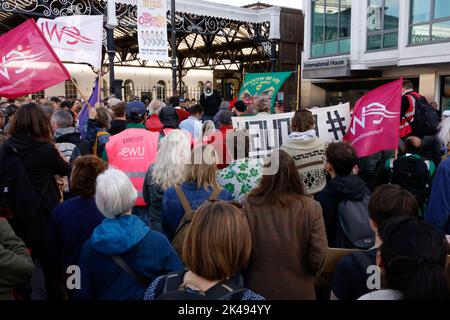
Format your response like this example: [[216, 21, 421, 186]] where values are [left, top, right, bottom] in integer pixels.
[[145, 99, 166, 132], [76, 168, 183, 300], [213, 101, 230, 129], [250, 95, 271, 115]]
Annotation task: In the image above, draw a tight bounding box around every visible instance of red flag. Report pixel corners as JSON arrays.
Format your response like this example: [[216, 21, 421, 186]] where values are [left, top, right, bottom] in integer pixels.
[[0, 19, 70, 99], [344, 79, 403, 158]]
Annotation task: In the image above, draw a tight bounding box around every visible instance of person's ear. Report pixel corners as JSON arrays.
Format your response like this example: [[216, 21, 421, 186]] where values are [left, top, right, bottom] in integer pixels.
[[370, 219, 378, 233]]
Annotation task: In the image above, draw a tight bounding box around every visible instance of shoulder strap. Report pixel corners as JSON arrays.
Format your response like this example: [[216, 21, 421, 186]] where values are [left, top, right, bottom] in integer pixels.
[[175, 186, 193, 214], [97, 131, 110, 138], [204, 279, 246, 300], [208, 188, 222, 201], [111, 255, 151, 288], [162, 271, 187, 294]]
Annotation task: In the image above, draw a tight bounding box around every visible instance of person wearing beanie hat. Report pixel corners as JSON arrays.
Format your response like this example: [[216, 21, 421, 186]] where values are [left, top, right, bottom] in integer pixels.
[[102, 100, 160, 226], [158, 106, 179, 139]]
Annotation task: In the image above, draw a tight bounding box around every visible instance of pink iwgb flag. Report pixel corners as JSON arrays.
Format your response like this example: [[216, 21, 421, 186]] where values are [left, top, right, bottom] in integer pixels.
[[344, 79, 403, 158], [0, 19, 70, 99]]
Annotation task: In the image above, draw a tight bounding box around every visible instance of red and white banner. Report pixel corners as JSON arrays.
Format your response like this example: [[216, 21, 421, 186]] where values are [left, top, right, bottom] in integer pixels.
[[344, 79, 403, 158], [0, 19, 70, 99], [37, 15, 103, 69]]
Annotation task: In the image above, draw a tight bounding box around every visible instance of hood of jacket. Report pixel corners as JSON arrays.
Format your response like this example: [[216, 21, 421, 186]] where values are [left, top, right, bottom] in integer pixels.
[[55, 128, 81, 144], [90, 215, 150, 256], [283, 136, 324, 150], [5, 135, 47, 153], [323, 175, 369, 201]]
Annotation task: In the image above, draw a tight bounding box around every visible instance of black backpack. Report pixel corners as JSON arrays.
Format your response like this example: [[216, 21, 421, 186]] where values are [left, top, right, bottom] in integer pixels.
[[0, 145, 39, 244], [407, 92, 440, 137], [390, 155, 430, 207], [336, 193, 375, 250], [156, 271, 246, 300]]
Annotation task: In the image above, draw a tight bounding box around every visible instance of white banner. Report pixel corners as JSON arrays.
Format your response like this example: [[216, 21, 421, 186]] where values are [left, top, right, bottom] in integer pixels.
[[137, 0, 169, 62], [37, 15, 103, 69], [232, 103, 351, 159]]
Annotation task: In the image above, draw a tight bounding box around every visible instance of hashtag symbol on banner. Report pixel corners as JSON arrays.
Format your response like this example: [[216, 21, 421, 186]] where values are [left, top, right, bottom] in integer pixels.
[[326, 111, 347, 141]]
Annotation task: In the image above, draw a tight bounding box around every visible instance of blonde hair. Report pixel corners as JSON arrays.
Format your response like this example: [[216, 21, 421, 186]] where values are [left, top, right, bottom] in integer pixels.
[[149, 99, 166, 115], [202, 120, 215, 136], [152, 130, 191, 190], [185, 144, 220, 190]]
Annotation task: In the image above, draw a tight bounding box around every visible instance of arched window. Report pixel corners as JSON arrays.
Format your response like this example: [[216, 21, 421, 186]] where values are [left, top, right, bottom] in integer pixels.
[[124, 79, 134, 102], [156, 80, 166, 101], [180, 81, 188, 98], [65, 79, 78, 99], [102, 79, 108, 100], [197, 81, 204, 100], [31, 90, 45, 100]]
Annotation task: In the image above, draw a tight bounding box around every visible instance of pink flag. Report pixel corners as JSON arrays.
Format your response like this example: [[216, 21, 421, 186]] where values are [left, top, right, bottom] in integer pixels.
[[344, 79, 403, 158], [0, 19, 70, 99]]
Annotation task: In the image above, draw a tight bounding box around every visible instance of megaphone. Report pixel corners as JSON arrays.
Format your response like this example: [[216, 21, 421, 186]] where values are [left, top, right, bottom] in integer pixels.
[[204, 86, 213, 97]]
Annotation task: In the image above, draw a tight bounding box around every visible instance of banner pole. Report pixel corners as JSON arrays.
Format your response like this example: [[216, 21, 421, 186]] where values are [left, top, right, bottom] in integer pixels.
[[296, 64, 301, 110], [71, 77, 93, 109], [97, 73, 102, 103]]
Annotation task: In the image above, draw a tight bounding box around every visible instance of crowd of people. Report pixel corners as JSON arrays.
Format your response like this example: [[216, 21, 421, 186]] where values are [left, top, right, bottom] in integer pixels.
[[0, 79, 449, 301]]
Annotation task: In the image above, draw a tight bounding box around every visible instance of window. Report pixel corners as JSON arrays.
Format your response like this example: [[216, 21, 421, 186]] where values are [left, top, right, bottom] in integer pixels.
[[31, 90, 45, 100], [124, 79, 134, 102], [410, 0, 450, 45], [65, 79, 77, 99], [367, 0, 399, 51], [156, 80, 166, 101], [311, 0, 352, 58]]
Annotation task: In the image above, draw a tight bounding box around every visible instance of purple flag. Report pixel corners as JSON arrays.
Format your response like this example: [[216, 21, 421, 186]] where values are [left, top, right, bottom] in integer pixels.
[[77, 77, 100, 138]]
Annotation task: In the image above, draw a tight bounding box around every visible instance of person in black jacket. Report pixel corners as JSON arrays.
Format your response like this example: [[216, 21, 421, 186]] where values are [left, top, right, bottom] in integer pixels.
[[314, 142, 371, 248], [200, 81, 221, 122], [5, 103, 69, 300]]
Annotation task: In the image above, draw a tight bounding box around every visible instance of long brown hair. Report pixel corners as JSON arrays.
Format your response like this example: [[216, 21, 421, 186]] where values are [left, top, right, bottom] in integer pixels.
[[247, 149, 305, 207], [9, 103, 53, 142]]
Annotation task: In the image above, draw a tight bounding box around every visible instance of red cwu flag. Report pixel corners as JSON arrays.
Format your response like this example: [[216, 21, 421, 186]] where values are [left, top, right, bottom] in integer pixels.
[[0, 19, 70, 99], [344, 79, 403, 158]]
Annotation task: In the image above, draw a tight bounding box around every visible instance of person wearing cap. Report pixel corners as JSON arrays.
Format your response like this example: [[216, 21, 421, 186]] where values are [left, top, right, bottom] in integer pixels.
[[179, 104, 203, 140], [103, 101, 159, 225], [233, 100, 248, 117]]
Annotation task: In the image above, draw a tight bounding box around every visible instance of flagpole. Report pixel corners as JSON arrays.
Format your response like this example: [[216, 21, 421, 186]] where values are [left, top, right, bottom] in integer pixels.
[[98, 73, 102, 103], [71, 77, 93, 109], [296, 64, 301, 110]]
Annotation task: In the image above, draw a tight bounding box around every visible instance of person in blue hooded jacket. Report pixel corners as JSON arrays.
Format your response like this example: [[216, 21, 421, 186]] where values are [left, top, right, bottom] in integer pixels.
[[426, 118, 450, 235], [76, 168, 183, 300]]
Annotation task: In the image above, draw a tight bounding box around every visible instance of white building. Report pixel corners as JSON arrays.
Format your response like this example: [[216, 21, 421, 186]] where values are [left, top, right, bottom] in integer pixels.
[[43, 64, 213, 102], [302, 0, 450, 111]]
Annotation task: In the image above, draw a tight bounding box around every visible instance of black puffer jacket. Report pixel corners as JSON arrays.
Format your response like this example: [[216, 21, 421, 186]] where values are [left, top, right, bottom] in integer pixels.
[[314, 175, 371, 247], [200, 90, 222, 116], [4, 135, 69, 244]]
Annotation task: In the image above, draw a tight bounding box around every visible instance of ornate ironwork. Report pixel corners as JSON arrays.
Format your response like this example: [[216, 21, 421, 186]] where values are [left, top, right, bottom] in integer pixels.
[[0, 0, 107, 18]]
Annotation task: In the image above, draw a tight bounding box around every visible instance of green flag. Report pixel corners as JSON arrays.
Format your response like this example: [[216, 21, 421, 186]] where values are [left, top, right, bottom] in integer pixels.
[[238, 72, 292, 113]]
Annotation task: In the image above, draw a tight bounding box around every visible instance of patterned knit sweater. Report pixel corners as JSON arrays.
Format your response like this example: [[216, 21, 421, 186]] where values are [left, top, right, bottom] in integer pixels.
[[281, 136, 327, 196]]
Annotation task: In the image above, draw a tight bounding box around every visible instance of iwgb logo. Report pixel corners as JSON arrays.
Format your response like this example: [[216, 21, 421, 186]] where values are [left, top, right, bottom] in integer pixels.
[[0, 50, 45, 80], [39, 21, 94, 45], [350, 102, 399, 135]]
